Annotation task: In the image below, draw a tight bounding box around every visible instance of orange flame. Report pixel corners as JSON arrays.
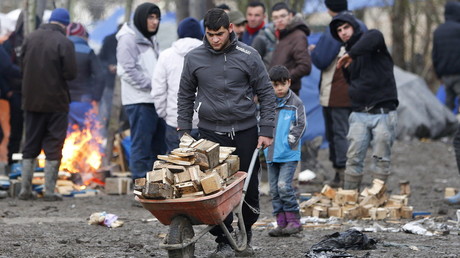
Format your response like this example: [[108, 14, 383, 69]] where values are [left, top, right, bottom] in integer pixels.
[[60, 103, 104, 178]]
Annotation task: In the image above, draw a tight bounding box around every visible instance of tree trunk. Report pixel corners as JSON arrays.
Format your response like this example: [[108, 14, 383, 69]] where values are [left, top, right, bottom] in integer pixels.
[[36, 0, 47, 22], [175, 0, 189, 24], [189, 0, 213, 20], [391, 0, 408, 69], [124, 0, 133, 23]]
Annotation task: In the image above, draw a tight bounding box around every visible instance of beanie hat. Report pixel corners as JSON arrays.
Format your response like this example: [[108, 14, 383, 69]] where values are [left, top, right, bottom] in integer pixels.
[[325, 0, 348, 13], [228, 11, 247, 25], [66, 22, 88, 38], [177, 17, 203, 40], [49, 8, 70, 26]]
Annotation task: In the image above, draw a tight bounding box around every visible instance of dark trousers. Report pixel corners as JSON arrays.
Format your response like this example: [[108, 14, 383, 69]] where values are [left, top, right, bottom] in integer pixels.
[[199, 126, 260, 244], [7, 92, 23, 164], [23, 111, 68, 160], [323, 107, 352, 168], [124, 103, 166, 180]]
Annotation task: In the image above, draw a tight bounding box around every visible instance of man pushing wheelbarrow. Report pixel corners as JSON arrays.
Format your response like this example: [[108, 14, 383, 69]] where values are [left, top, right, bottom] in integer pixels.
[[176, 8, 276, 257]]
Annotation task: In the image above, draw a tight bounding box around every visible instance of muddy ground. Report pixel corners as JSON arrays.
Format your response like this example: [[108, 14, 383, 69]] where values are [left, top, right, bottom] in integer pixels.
[[1, 139, 460, 258]]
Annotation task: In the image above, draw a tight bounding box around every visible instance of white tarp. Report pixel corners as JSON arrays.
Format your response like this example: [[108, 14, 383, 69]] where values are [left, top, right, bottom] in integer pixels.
[[394, 66, 458, 140]]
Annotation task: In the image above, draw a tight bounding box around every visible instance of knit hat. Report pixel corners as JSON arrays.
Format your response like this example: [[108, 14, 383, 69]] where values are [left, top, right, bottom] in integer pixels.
[[228, 10, 247, 25], [325, 0, 348, 13], [49, 8, 70, 26], [177, 17, 203, 40], [66, 22, 88, 37]]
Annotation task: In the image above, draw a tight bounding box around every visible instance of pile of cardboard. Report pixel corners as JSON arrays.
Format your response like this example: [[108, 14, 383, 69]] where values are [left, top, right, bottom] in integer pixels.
[[133, 134, 240, 199], [300, 179, 413, 220]]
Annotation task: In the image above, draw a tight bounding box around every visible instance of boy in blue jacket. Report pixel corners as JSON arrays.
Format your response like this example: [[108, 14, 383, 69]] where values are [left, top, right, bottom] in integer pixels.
[[265, 65, 306, 237]]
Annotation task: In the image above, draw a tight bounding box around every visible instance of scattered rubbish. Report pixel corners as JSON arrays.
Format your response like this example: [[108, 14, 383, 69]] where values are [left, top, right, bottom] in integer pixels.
[[88, 212, 124, 228], [298, 169, 316, 182], [305, 229, 376, 258], [402, 218, 450, 236], [412, 211, 431, 218], [457, 210, 460, 227]]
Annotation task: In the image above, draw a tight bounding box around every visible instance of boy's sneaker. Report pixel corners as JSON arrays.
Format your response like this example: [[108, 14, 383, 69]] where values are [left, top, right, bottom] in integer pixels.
[[208, 242, 234, 258]]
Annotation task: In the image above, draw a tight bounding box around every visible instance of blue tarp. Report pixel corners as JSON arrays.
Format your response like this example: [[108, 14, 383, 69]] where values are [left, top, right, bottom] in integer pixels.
[[303, 0, 395, 14]]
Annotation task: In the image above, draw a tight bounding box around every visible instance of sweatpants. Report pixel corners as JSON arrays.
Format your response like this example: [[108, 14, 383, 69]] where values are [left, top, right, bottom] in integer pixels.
[[199, 126, 260, 244]]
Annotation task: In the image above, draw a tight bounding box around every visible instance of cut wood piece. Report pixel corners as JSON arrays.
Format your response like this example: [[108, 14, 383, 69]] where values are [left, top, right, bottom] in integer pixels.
[[201, 172, 223, 195], [207, 163, 229, 179], [312, 205, 328, 218], [399, 180, 411, 196], [147, 168, 174, 185], [343, 205, 361, 220], [367, 179, 386, 196], [321, 185, 336, 199], [300, 195, 322, 208], [157, 155, 194, 166], [300, 206, 313, 217], [334, 189, 358, 205], [359, 195, 380, 207], [360, 204, 375, 218], [370, 207, 388, 220], [143, 182, 173, 199], [153, 160, 167, 169], [219, 146, 236, 163], [194, 152, 210, 170], [181, 191, 205, 198], [105, 177, 131, 195], [191, 139, 220, 169], [171, 147, 196, 157], [188, 165, 202, 183], [134, 178, 146, 191], [179, 133, 196, 148], [401, 206, 413, 219], [387, 207, 401, 219], [224, 155, 240, 176], [56, 179, 74, 187], [174, 169, 192, 184], [328, 206, 342, 218], [176, 181, 199, 195], [385, 194, 408, 208], [445, 187, 457, 198], [133, 190, 143, 198], [56, 185, 74, 195]]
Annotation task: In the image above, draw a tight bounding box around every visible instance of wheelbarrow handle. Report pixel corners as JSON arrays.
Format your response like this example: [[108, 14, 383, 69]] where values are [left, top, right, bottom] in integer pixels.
[[243, 147, 261, 193]]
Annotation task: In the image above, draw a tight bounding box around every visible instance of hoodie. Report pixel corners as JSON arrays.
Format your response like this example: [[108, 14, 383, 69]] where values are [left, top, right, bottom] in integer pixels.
[[270, 14, 311, 93], [432, 1, 460, 78], [151, 37, 202, 128], [330, 13, 398, 111]]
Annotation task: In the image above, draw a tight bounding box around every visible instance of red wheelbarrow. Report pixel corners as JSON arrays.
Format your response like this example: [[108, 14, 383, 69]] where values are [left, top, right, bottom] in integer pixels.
[[135, 148, 260, 257]]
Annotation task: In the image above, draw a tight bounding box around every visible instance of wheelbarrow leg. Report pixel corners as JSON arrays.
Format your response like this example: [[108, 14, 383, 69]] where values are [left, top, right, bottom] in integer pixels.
[[166, 216, 195, 258]]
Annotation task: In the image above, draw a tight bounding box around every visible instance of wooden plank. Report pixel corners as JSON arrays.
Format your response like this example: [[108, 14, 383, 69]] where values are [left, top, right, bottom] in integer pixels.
[[176, 181, 199, 195], [219, 146, 236, 163], [171, 147, 196, 157], [321, 185, 336, 199], [143, 182, 173, 199], [179, 133, 197, 148]]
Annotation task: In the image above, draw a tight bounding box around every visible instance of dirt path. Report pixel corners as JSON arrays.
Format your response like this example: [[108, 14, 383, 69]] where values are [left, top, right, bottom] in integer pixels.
[[1, 139, 460, 257]]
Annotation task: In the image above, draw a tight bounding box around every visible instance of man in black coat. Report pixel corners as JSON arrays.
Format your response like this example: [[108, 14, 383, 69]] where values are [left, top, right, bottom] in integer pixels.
[[329, 12, 398, 191], [432, 1, 460, 112]]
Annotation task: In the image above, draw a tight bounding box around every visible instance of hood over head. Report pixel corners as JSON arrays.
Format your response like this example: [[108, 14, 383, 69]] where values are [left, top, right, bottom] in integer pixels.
[[330, 12, 362, 48], [445, 1, 460, 23], [133, 2, 161, 39]]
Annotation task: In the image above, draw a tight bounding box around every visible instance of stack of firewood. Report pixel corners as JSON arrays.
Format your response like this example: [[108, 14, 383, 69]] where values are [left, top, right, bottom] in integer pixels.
[[300, 179, 414, 220], [133, 134, 240, 199]]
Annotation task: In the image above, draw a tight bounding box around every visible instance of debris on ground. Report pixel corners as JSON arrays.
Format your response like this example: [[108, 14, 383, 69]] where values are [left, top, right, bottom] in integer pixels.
[[88, 211, 124, 228], [305, 229, 376, 258]]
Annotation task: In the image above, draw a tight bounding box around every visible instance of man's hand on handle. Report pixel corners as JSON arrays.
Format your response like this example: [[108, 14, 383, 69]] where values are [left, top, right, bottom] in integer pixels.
[[257, 136, 273, 149]]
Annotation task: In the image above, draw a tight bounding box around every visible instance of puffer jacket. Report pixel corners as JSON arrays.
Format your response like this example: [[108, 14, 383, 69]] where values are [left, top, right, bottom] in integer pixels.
[[21, 23, 77, 112], [116, 22, 159, 105], [264, 90, 306, 163], [178, 32, 275, 137], [151, 37, 202, 128], [330, 13, 398, 111], [432, 1, 460, 78], [270, 14, 311, 93]]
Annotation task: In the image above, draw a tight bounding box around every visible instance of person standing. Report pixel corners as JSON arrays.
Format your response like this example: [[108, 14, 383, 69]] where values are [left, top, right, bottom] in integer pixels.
[[265, 65, 306, 237], [269, 2, 311, 95], [116, 2, 166, 181], [242, 1, 266, 45], [19, 8, 77, 201], [177, 8, 275, 257], [330, 12, 398, 190], [228, 10, 247, 41], [151, 17, 202, 153], [66, 22, 104, 131], [310, 0, 367, 187], [432, 1, 460, 112]]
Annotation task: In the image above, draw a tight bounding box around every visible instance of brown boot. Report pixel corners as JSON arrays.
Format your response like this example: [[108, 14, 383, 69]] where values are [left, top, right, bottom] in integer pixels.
[[328, 168, 345, 188]]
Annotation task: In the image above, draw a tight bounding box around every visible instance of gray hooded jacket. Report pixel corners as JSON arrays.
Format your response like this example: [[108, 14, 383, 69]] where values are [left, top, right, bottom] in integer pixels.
[[177, 31, 275, 137]]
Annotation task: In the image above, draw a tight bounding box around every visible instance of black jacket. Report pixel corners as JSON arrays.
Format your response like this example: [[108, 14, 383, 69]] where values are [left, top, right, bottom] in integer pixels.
[[432, 1, 460, 78], [330, 13, 398, 111]]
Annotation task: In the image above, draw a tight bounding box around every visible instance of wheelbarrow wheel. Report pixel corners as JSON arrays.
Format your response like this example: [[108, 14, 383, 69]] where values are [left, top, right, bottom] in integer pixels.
[[167, 216, 195, 258]]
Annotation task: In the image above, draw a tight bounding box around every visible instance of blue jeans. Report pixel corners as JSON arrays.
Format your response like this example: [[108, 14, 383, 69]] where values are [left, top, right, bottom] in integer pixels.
[[345, 111, 397, 177], [165, 125, 199, 153], [124, 104, 166, 180], [268, 161, 299, 215]]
